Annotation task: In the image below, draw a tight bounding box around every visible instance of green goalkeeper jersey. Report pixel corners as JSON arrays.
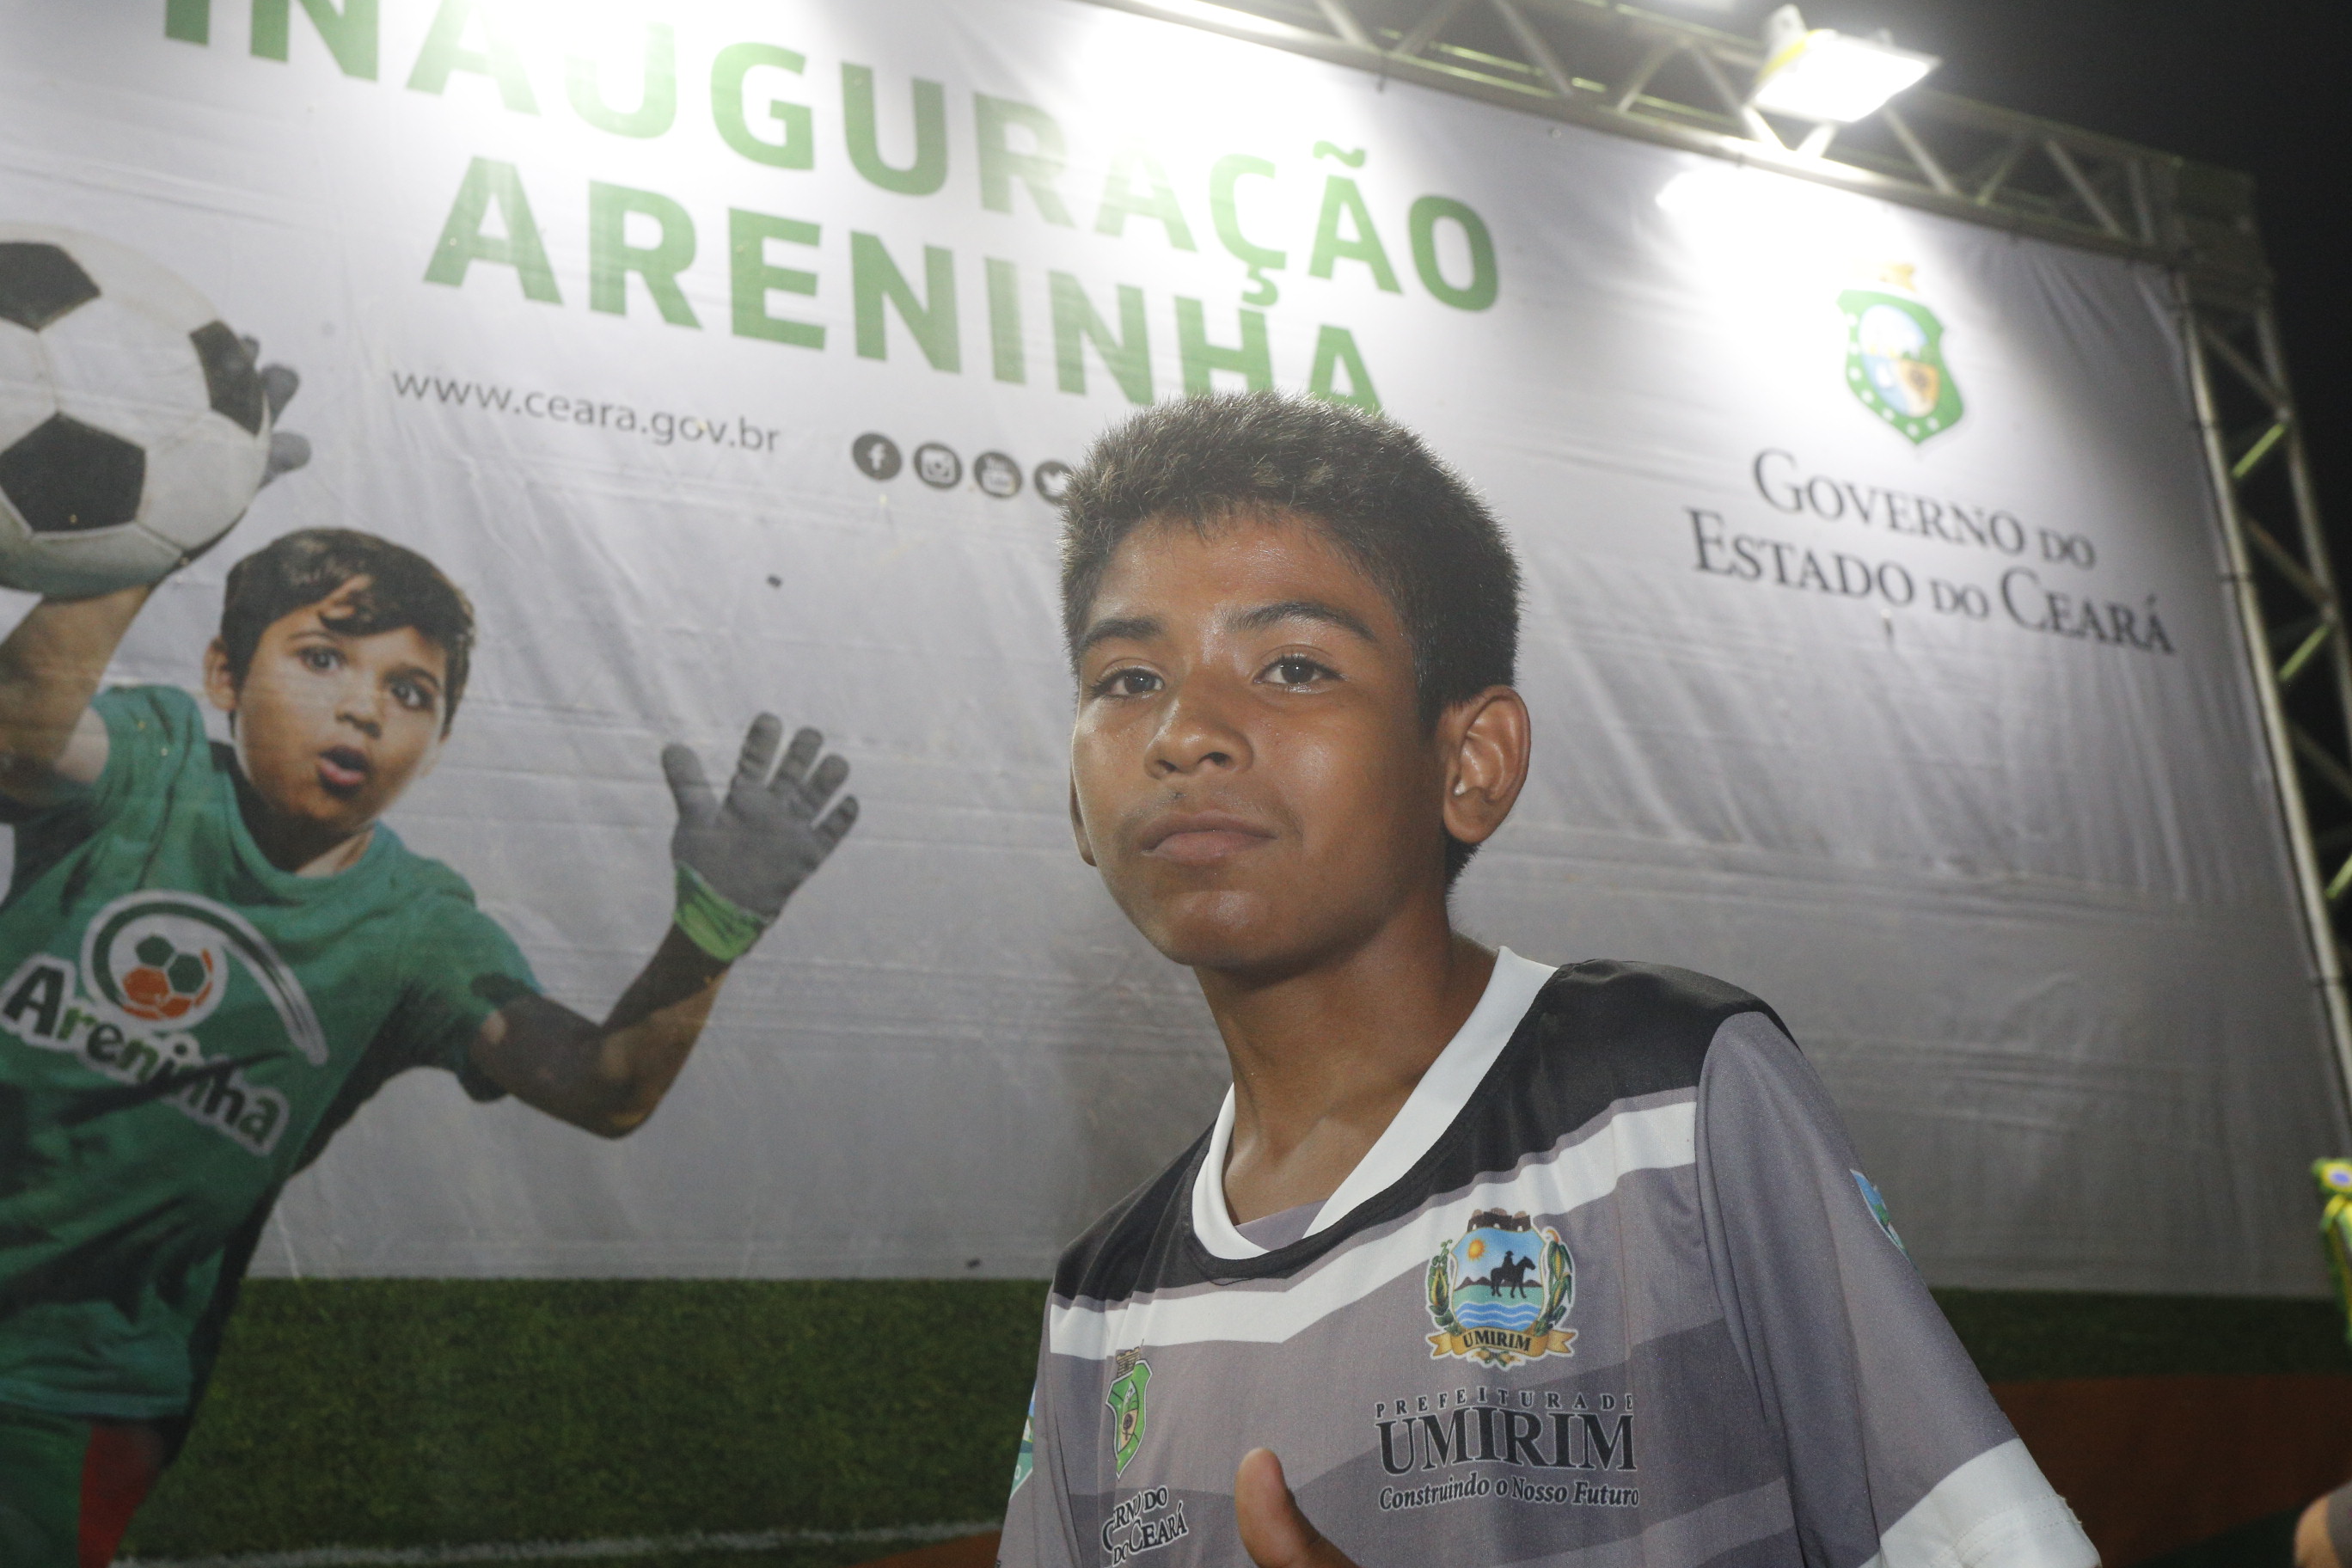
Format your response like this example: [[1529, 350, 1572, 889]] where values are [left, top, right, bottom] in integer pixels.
[[0, 684, 538, 1419]]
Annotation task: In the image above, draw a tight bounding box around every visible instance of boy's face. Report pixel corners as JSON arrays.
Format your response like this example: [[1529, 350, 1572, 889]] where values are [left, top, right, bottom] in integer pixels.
[[204, 577, 450, 840], [1068, 510, 1451, 974]]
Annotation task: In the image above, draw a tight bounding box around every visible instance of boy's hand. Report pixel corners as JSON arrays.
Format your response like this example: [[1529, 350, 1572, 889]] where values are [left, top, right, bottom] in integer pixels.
[[662, 716, 857, 961], [1236, 1449, 1359, 1568], [241, 337, 312, 486]]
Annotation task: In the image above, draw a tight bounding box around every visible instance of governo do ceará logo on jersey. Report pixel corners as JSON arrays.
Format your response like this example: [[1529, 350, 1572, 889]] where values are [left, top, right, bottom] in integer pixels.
[[81, 891, 326, 1063]]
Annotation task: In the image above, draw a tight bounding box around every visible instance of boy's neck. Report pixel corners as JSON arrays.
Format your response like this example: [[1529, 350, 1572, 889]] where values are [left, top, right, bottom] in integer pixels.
[[231, 769, 375, 878], [1207, 901, 1496, 1226]]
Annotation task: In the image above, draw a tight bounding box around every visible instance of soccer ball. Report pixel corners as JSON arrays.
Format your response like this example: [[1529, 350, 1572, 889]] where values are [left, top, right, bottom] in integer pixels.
[[0, 225, 274, 598], [121, 932, 217, 1022]]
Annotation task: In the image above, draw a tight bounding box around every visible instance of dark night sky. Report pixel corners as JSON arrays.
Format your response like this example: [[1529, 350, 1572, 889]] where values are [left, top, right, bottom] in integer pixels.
[[1779, 0, 2352, 567]]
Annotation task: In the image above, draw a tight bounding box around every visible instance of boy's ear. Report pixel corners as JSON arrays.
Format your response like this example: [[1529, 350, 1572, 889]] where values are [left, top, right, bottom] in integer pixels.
[[1069, 775, 1098, 867], [201, 639, 239, 716], [1439, 686, 1532, 850]]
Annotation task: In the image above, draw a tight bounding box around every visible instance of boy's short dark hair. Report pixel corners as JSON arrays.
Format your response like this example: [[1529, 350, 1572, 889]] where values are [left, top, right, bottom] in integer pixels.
[[1058, 390, 1522, 884], [219, 529, 475, 732]]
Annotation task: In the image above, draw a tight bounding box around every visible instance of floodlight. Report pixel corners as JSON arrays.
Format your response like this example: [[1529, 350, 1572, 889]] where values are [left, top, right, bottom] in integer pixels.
[[1749, 6, 1937, 125]]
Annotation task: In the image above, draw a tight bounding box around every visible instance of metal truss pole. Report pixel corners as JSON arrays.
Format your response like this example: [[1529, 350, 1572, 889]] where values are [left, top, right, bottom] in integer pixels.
[[2257, 305, 2352, 765], [2182, 279, 2352, 1124]]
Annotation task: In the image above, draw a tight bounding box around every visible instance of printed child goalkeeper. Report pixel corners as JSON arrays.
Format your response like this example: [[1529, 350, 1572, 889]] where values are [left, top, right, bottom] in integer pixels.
[[0, 511, 854, 1564]]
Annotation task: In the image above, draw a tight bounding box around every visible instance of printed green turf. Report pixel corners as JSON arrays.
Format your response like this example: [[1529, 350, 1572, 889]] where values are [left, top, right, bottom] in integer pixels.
[[120, 1281, 2352, 1563], [1937, 1288, 2352, 1381], [123, 1279, 1047, 1559]]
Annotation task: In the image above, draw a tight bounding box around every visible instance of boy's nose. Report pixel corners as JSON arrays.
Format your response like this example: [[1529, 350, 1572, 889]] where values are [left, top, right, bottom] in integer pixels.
[[1148, 680, 1250, 776], [334, 690, 383, 738]]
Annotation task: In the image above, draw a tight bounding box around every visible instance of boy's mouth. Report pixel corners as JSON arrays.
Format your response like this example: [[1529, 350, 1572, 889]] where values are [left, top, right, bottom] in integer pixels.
[[1139, 810, 1275, 865], [315, 746, 372, 796]]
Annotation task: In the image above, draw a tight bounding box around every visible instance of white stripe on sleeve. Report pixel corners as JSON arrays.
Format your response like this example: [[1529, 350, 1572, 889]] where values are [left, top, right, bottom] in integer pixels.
[[1859, 1438, 2098, 1568]]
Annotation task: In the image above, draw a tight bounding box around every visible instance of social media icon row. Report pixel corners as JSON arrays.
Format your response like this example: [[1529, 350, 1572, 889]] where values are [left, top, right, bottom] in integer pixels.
[[851, 433, 1073, 503]]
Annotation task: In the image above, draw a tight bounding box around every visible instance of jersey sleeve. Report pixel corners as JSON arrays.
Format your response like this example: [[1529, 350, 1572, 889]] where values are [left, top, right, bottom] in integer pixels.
[[390, 879, 542, 1099], [1695, 1009, 2095, 1568], [65, 684, 207, 824], [997, 1319, 1085, 1568], [2, 686, 205, 879], [286, 881, 541, 1171]]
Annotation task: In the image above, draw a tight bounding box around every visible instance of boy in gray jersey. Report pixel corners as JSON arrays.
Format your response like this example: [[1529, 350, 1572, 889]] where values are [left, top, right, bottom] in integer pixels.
[[998, 391, 2096, 1568]]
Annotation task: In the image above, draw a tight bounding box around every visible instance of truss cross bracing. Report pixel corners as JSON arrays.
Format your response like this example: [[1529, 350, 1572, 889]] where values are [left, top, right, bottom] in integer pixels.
[[1084, 0, 2352, 1103]]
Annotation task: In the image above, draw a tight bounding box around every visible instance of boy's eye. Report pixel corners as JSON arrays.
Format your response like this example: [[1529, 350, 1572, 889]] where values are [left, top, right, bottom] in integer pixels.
[[1090, 666, 1163, 700], [1262, 655, 1336, 689], [299, 646, 340, 673], [388, 678, 435, 713]]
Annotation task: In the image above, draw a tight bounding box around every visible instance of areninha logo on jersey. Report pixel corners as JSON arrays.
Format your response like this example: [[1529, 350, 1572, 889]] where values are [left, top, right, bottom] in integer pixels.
[[0, 891, 326, 1156], [1839, 263, 1963, 444], [82, 892, 327, 1060], [1424, 1210, 1576, 1368]]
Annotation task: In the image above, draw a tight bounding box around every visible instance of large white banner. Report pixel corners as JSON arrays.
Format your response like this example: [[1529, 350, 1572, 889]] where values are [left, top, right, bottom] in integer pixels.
[[0, 0, 2335, 1294]]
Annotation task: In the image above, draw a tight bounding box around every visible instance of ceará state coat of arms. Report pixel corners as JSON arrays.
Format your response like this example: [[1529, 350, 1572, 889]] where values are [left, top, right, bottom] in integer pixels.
[[1838, 262, 1963, 445], [1424, 1209, 1576, 1368]]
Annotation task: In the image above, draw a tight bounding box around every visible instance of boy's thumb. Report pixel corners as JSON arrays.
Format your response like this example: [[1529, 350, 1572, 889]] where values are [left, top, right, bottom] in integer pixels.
[[660, 743, 718, 825], [1234, 1448, 1359, 1568]]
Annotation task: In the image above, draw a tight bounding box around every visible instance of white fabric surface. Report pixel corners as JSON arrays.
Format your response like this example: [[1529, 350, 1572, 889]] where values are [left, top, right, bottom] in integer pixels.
[[0, 0, 2333, 1291]]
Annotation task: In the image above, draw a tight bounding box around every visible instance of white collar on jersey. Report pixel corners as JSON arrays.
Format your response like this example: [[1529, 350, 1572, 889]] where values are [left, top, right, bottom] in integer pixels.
[[1190, 947, 1559, 1262]]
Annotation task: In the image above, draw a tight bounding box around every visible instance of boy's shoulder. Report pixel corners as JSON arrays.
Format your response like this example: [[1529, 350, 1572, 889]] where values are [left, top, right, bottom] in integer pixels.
[[1047, 959, 1786, 1309], [41, 683, 224, 823], [93, 681, 209, 747], [1514, 958, 1790, 1103], [1050, 1123, 1211, 1308], [363, 823, 493, 908]]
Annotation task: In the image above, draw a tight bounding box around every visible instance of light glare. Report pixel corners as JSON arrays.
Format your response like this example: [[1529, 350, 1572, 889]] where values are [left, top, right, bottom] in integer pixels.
[[493, 0, 655, 53], [1750, 29, 1936, 124], [1107, 0, 1301, 40], [1654, 165, 1902, 298]]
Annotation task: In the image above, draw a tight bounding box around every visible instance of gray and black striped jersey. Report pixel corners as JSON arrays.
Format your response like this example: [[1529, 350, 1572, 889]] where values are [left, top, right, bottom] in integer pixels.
[[997, 951, 2095, 1568]]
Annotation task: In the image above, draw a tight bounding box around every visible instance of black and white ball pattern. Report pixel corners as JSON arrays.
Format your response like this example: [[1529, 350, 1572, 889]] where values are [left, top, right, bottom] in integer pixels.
[[0, 225, 273, 597]]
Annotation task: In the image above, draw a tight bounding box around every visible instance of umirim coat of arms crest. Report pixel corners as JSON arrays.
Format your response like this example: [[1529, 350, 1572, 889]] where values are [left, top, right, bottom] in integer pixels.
[[1424, 1209, 1577, 1368]]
